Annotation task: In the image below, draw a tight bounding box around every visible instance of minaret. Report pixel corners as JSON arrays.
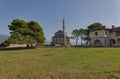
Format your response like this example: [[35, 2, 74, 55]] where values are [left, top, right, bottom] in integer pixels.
[[63, 19, 66, 47]]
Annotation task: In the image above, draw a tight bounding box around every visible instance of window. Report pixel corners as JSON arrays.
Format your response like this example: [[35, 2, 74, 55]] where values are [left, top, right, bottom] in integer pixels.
[[110, 39, 116, 44], [105, 31, 107, 35], [116, 32, 120, 36], [95, 32, 98, 36]]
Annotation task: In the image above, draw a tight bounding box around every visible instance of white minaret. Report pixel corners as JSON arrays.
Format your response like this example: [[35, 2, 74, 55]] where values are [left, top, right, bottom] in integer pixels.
[[63, 19, 66, 47]]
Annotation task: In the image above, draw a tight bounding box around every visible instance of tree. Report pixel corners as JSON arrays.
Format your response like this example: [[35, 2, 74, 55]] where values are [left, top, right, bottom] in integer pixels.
[[7, 19, 45, 48], [27, 21, 46, 46], [72, 29, 80, 46], [71, 28, 89, 46], [8, 19, 28, 44], [87, 22, 103, 31], [79, 28, 88, 45]]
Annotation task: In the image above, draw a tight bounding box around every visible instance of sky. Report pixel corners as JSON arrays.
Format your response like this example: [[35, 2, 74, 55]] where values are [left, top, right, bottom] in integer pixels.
[[0, 0, 120, 42]]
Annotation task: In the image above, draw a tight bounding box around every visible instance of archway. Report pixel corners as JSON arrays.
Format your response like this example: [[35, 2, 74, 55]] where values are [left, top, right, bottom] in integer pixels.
[[117, 38, 120, 46], [110, 39, 116, 46], [94, 40, 102, 47]]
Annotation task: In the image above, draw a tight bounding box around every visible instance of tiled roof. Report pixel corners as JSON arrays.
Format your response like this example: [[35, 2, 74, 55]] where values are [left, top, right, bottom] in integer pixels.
[[90, 26, 108, 31], [90, 26, 120, 32], [110, 27, 120, 32]]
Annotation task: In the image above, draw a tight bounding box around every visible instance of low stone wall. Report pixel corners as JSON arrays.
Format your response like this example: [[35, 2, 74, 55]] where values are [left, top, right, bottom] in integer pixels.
[[7, 44, 27, 48]]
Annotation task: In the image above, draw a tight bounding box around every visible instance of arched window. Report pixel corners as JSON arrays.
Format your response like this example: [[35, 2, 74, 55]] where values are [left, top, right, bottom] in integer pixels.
[[117, 38, 120, 46], [110, 39, 116, 44], [94, 40, 102, 46], [110, 39, 116, 46], [117, 38, 120, 43], [95, 32, 98, 36]]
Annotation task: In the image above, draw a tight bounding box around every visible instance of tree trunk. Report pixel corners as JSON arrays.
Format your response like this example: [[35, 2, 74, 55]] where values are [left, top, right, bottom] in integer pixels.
[[76, 37, 78, 46], [81, 38, 83, 45]]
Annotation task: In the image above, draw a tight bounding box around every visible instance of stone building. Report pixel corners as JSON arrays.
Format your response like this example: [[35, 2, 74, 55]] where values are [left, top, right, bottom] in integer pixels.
[[89, 26, 120, 47], [51, 30, 70, 46], [51, 20, 70, 46]]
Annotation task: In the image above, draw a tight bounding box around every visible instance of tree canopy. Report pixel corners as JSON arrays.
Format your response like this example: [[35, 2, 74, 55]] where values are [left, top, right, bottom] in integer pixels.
[[87, 22, 105, 31], [72, 29, 80, 46], [7, 19, 45, 47], [79, 28, 88, 45], [71, 28, 88, 46]]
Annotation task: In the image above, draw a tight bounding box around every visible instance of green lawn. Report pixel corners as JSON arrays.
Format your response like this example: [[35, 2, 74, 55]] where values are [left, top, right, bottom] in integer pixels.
[[0, 48, 120, 79]]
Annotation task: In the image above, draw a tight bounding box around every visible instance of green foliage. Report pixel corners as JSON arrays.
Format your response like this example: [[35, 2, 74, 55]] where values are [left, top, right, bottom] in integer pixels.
[[8, 19, 45, 47], [72, 29, 80, 38], [79, 28, 88, 45], [72, 29, 88, 46], [72, 29, 80, 46], [27, 21, 45, 45], [8, 19, 28, 31], [87, 22, 105, 31]]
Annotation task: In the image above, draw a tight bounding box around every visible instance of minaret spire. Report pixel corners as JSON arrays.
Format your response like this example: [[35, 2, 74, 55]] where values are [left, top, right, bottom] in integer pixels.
[[63, 19, 67, 47], [63, 19, 65, 32]]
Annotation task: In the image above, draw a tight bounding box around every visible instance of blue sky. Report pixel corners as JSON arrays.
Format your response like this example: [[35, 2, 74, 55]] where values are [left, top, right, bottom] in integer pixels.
[[0, 0, 120, 42]]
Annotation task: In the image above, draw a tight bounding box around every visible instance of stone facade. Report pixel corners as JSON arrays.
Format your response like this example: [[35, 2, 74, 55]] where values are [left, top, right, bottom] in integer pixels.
[[51, 30, 70, 46], [89, 26, 120, 47]]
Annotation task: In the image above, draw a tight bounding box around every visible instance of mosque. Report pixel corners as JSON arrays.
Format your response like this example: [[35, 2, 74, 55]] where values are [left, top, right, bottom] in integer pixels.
[[51, 20, 70, 47]]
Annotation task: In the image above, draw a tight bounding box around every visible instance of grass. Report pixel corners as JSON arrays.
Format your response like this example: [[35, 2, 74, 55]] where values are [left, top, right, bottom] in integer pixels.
[[0, 47, 120, 79]]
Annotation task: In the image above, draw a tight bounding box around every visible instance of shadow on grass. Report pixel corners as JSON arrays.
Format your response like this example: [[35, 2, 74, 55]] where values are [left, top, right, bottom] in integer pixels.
[[0, 47, 35, 51]]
